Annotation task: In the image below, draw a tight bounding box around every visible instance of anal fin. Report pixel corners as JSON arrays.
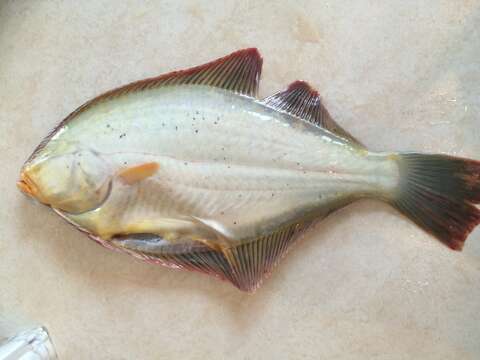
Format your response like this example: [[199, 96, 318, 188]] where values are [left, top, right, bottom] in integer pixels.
[[110, 221, 312, 292], [110, 234, 236, 284], [224, 221, 312, 291]]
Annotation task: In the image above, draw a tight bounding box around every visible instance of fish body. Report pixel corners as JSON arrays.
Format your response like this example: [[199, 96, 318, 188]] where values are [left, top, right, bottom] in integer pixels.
[[19, 49, 480, 291], [33, 85, 397, 242]]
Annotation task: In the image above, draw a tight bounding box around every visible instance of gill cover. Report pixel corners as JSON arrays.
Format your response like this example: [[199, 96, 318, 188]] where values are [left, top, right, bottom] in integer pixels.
[[20, 148, 111, 214]]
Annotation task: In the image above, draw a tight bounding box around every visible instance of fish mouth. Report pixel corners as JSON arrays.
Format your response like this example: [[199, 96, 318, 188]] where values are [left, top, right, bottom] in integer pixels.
[[17, 179, 33, 196], [17, 170, 44, 202]]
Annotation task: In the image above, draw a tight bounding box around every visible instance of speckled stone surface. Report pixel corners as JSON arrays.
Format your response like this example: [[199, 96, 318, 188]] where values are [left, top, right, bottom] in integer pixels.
[[1, 1, 479, 359]]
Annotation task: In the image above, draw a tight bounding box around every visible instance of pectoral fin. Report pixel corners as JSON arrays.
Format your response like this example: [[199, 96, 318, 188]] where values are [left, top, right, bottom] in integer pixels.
[[117, 162, 159, 185]]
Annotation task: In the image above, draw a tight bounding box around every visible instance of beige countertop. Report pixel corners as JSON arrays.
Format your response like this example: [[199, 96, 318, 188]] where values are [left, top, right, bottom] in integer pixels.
[[1, 1, 479, 359]]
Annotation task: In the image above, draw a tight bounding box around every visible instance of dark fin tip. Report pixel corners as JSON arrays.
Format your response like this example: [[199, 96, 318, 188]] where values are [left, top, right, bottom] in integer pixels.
[[261, 80, 364, 147], [287, 80, 319, 96], [393, 153, 480, 250]]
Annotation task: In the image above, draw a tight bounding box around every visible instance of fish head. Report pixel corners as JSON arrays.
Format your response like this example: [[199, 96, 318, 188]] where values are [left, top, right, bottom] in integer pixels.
[[18, 141, 112, 214]]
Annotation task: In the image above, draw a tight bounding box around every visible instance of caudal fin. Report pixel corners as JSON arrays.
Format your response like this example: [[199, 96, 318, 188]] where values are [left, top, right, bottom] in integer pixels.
[[392, 153, 480, 250]]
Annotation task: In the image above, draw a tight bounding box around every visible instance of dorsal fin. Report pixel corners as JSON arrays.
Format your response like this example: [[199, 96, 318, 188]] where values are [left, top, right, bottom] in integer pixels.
[[261, 80, 364, 147], [93, 48, 262, 100], [64, 48, 262, 127], [27, 49, 263, 163], [135, 47, 263, 96]]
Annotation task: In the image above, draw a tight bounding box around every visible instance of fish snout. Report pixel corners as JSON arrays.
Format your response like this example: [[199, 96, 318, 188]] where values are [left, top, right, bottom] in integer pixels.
[[17, 178, 33, 196], [17, 170, 44, 202]]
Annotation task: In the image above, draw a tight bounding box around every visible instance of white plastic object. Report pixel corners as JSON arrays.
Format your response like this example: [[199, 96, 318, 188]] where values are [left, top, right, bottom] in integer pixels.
[[0, 327, 57, 360]]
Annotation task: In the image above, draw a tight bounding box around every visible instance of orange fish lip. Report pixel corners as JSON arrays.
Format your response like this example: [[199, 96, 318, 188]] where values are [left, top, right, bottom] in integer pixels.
[[17, 170, 44, 202], [17, 178, 33, 196]]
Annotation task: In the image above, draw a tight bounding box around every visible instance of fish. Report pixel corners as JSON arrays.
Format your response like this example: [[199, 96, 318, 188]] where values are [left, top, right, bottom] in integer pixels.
[[18, 48, 480, 291]]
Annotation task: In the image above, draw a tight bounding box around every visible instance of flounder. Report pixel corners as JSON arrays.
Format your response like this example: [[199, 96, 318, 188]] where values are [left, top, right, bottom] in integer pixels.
[[18, 49, 480, 291]]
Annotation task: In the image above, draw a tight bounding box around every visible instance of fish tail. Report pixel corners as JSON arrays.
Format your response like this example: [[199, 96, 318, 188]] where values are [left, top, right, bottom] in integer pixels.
[[390, 153, 480, 250]]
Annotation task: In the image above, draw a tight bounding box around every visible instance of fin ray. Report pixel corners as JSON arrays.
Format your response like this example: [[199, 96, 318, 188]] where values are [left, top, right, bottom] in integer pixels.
[[28, 49, 262, 162], [81, 48, 262, 113], [110, 221, 312, 292], [392, 153, 480, 250], [261, 80, 363, 147]]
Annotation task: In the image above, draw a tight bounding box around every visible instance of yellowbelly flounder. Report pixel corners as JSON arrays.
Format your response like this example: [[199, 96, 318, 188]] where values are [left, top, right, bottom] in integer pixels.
[[18, 49, 480, 291]]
